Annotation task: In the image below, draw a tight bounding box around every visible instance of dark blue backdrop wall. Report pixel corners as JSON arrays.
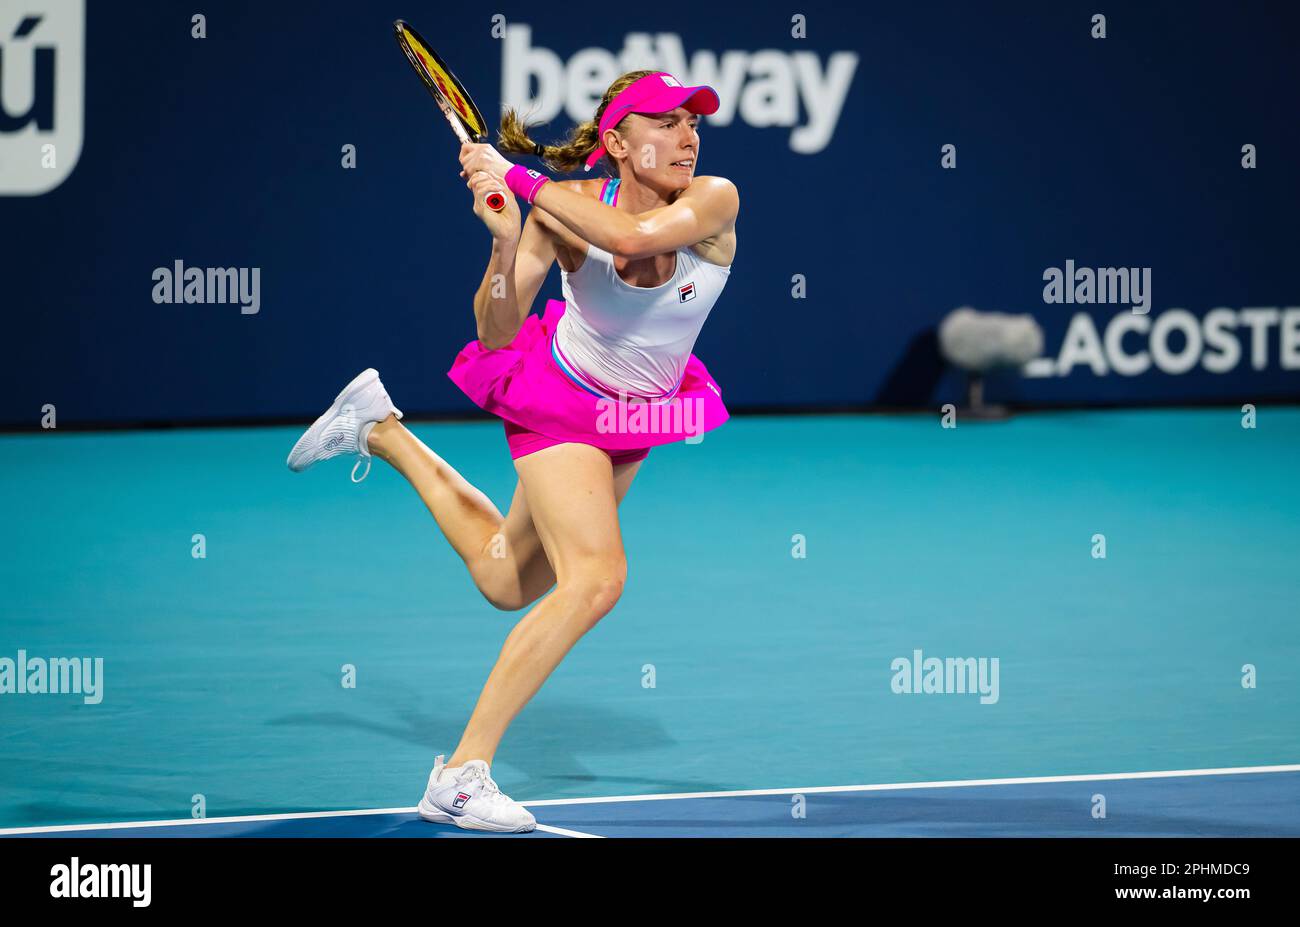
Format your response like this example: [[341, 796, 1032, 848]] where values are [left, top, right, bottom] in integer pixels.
[[2, 0, 1298, 426]]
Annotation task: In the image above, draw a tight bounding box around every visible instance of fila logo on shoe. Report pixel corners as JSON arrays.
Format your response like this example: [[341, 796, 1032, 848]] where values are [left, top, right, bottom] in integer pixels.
[[453, 792, 472, 809]]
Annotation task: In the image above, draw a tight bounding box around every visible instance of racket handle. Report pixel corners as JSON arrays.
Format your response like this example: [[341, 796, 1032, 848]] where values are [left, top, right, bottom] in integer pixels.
[[486, 190, 506, 212]]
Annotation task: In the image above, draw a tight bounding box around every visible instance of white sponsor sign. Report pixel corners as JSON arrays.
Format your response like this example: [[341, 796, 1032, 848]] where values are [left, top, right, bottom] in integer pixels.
[[502, 24, 858, 157], [0, 0, 83, 195]]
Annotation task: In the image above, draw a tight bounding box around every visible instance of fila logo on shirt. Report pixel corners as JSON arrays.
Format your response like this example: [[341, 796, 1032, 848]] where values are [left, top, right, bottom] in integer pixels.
[[453, 791, 472, 809], [678, 281, 696, 303]]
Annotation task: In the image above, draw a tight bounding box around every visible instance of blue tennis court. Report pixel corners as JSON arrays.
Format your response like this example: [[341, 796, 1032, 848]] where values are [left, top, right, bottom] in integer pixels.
[[5, 768, 1299, 838], [3, 409, 1297, 838]]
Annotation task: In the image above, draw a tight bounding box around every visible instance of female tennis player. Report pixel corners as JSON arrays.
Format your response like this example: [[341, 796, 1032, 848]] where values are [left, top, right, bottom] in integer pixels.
[[286, 70, 738, 832]]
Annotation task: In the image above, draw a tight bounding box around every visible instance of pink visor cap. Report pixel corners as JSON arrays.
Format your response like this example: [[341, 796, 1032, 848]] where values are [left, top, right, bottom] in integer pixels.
[[583, 71, 720, 171]]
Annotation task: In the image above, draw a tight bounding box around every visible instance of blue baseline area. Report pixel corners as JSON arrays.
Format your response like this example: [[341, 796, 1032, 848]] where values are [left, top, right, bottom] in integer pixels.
[[9, 771, 1299, 838], [532, 772, 1300, 838]]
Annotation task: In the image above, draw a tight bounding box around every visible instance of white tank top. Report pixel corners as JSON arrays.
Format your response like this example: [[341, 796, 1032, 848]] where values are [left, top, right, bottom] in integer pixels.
[[553, 178, 732, 401]]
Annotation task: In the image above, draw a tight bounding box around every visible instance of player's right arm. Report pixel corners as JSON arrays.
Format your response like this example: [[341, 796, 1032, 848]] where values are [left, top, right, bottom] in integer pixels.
[[470, 176, 557, 350]]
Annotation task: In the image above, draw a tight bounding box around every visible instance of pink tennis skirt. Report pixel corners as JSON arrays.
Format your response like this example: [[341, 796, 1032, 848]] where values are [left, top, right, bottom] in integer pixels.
[[447, 298, 729, 462]]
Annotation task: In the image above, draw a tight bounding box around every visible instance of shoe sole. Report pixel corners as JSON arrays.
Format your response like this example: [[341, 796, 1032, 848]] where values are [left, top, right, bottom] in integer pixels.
[[417, 798, 536, 833], [286, 368, 379, 471]]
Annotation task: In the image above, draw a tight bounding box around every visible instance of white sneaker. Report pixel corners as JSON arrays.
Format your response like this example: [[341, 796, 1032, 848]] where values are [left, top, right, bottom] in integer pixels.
[[417, 755, 537, 833], [286, 368, 403, 483]]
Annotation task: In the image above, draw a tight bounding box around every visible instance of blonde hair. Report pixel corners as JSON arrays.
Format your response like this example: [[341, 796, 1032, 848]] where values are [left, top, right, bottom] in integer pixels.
[[496, 70, 656, 176]]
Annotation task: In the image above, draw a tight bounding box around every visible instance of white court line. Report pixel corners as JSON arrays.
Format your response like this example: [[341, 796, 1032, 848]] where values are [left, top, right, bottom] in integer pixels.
[[535, 824, 603, 838], [522, 762, 1300, 807], [2, 763, 1297, 836]]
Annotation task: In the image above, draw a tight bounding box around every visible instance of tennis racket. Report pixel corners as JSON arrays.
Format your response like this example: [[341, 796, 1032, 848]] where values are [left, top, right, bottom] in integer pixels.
[[393, 19, 506, 212]]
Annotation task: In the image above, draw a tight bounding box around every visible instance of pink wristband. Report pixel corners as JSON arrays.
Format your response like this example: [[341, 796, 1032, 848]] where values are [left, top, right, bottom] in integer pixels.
[[505, 164, 551, 205]]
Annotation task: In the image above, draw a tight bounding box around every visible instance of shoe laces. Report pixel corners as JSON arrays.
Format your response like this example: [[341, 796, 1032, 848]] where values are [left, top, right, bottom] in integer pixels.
[[340, 403, 372, 483], [459, 760, 504, 802]]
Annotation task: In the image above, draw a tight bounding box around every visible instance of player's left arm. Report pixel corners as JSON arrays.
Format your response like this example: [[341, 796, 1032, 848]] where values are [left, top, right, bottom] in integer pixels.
[[618, 176, 739, 260], [532, 176, 739, 260]]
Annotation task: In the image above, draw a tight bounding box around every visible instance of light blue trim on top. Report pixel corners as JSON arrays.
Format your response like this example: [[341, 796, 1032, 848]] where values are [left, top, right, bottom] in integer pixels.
[[551, 332, 688, 405], [551, 334, 614, 400], [600, 178, 621, 206]]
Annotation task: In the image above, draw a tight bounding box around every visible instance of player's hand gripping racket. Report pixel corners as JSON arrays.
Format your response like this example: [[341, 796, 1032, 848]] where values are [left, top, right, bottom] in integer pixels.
[[393, 19, 507, 212]]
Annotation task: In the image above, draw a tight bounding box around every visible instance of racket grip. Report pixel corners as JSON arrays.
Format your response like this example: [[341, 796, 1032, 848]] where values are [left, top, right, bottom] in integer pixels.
[[486, 190, 506, 212]]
